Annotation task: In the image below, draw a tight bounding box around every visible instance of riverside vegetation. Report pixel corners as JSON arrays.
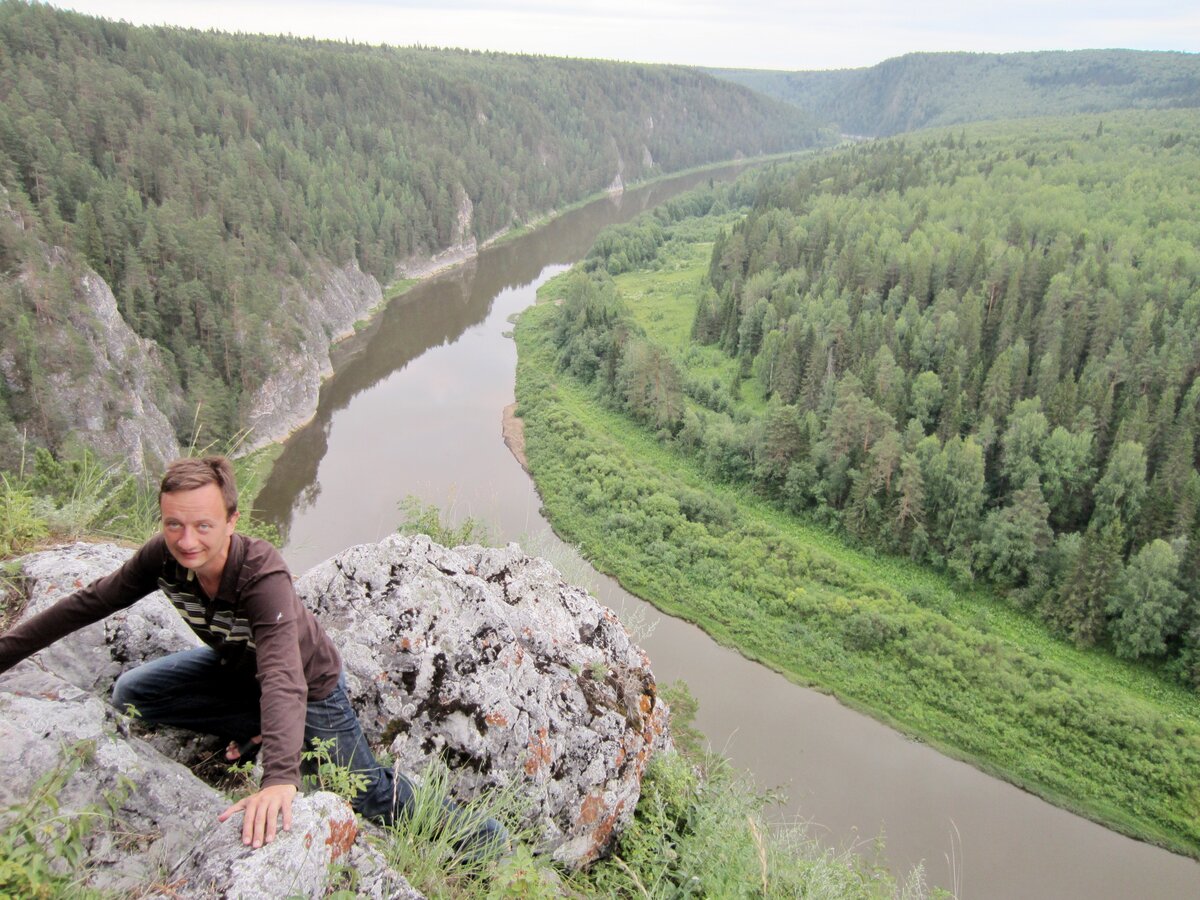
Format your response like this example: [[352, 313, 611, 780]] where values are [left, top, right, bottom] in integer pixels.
[[0, 463, 935, 898], [513, 109, 1200, 857]]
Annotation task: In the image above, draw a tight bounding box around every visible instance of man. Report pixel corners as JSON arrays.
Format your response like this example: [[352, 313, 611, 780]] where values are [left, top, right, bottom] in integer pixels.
[[0, 456, 503, 853]]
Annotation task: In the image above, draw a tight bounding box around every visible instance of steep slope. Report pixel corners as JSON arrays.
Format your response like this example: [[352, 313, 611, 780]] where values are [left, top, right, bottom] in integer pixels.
[[709, 49, 1200, 136], [0, 1, 825, 469]]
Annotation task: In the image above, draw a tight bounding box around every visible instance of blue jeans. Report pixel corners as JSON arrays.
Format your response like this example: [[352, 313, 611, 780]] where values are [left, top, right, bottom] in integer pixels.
[[112, 646, 506, 853]]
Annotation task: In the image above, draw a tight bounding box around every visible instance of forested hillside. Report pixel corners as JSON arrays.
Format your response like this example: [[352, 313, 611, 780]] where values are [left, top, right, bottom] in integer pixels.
[[709, 50, 1200, 136], [548, 110, 1200, 686], [0, 1, 823, 469]]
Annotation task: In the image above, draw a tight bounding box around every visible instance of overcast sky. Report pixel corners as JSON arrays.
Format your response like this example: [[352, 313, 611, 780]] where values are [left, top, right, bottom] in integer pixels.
[[59, 1, 1199, 71]]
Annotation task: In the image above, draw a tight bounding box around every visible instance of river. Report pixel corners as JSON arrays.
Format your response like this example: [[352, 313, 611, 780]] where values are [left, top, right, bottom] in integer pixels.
[[255, 167, 1200, 898]]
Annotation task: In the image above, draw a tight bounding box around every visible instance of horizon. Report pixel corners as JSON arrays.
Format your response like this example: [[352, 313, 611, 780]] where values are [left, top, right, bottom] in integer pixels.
[[56, 1, 1200, 72]]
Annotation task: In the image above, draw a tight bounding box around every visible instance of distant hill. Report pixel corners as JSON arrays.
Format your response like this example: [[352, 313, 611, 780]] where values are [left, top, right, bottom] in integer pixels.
[[707, 50, 1200, 136], [0, 1, 824, 468]]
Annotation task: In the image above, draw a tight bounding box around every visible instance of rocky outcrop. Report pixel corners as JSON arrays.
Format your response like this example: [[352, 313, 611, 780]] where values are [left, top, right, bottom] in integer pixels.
[[0, 534, 669, 895], [394, 190, 479, 280], [0, 668, 418, 899], [0, 190, 180, 474], [299, 534, 670, 866], [242, 260, 383, 451], [0, 190, 180, 475], [68, 272, 181, 474]]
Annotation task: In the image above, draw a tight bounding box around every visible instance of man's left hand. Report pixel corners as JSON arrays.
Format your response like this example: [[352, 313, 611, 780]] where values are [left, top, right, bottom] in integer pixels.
[[218, 783, 298, 848]]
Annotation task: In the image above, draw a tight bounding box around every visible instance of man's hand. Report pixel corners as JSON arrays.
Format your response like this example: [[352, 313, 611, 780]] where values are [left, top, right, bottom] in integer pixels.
[[218, 783, 297, 848]]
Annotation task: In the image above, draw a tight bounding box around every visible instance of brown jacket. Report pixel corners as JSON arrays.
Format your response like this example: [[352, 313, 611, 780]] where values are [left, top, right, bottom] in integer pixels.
[[0, 534, 341, 788]]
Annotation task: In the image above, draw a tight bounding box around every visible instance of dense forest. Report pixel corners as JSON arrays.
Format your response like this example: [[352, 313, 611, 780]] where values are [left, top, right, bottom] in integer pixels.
[[547, 110, 1200, 687], [709, 50, 1200, 136], [0, 1, 823, 467]]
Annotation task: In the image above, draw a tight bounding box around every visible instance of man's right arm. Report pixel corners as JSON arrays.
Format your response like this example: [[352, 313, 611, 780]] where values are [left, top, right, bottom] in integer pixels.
[[0, 538, 163, 674]]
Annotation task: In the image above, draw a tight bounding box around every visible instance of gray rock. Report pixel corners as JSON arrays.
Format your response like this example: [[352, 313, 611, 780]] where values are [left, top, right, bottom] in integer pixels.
[[3, 533, 668, 893], [14, 542, 198, 694], [72, 270, 182, 475], [298, 534, 670, 866], [0, 189, 181, 475], [0, 666, 422, 899], [242, 260, 383, 451]]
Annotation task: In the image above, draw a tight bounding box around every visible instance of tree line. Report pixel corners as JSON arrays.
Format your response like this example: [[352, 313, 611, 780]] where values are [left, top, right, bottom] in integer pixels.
[[551, 110, 1200, 688], [0, 1, 822, 466], [710, 49, 1200, 136]]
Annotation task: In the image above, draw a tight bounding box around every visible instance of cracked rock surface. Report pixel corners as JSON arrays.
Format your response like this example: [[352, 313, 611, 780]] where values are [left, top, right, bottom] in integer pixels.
[[299, 534, 670, 866]]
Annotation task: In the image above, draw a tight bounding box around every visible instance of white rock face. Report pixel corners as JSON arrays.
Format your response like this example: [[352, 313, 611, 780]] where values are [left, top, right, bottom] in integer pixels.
[[1, 534, 669, 894], [299, 534, 671, 866], [0, 669, 417, 899], [55, 269, 181, 474], [242, 260, 383, 450]]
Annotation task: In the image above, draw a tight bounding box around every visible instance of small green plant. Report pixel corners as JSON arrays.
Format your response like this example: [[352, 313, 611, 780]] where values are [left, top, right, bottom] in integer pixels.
[[300, 737, 370, 802], [485, 845, 561, 899], [0, 472, 48, 557], [659, 679, 704, 764], [0, 560, 26, 631], [572, 749, 932, 899], [0, 741, 128, 900], [398, 495, 492, 547]]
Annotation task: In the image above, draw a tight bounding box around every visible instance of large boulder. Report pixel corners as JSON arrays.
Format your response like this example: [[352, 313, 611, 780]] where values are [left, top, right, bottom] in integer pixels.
[[0, 534, 669, 893], [298, 535, 670, 866], [14, 541, 199, 693]]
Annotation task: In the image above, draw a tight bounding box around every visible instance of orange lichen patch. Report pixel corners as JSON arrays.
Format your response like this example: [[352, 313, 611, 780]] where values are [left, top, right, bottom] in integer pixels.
[[524, 727, 553, 776], [304, 832, 313, 850], [398, 636, 412, 651], [485, 711, 509, 727], [578, 796, 627, 863], [326, 817, 358, 860], [578, 792, 605, 826], [594, 798, 625, 847]]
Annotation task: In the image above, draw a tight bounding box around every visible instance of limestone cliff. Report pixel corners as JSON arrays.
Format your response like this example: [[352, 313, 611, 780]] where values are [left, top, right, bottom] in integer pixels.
[[0, 197, 181, 474], [242, 259, 383, 451]]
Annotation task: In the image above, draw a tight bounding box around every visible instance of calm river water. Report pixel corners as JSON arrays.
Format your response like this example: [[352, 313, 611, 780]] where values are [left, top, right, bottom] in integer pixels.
[[256, 168, 1200, 898]]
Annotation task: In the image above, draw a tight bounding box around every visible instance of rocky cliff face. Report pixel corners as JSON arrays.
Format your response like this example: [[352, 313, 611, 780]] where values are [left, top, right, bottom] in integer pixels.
[[63, 271, 182, 474], [242, 259, 383, 451], [0, 211, 181, 475], [0, 535, 670, 896]]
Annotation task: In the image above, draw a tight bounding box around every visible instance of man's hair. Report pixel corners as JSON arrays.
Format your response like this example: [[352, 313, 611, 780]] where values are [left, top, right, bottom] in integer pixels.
[[159, 456, 238, 518]]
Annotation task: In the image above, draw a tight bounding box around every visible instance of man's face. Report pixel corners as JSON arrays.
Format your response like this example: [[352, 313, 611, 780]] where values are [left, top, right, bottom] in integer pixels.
[[160, 483, 239, 583]]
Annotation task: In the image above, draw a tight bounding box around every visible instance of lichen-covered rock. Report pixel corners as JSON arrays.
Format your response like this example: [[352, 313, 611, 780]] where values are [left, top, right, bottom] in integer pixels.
[[3, 533, 668, 888], [0, 666, 422, 899], [298, 534, 670, 867]]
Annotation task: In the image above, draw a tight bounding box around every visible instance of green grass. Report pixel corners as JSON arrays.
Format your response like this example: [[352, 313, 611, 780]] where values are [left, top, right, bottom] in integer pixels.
[[613, 241, 770, 415], [515, 294, 1200, 860], [383, 277, 421, 301]]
